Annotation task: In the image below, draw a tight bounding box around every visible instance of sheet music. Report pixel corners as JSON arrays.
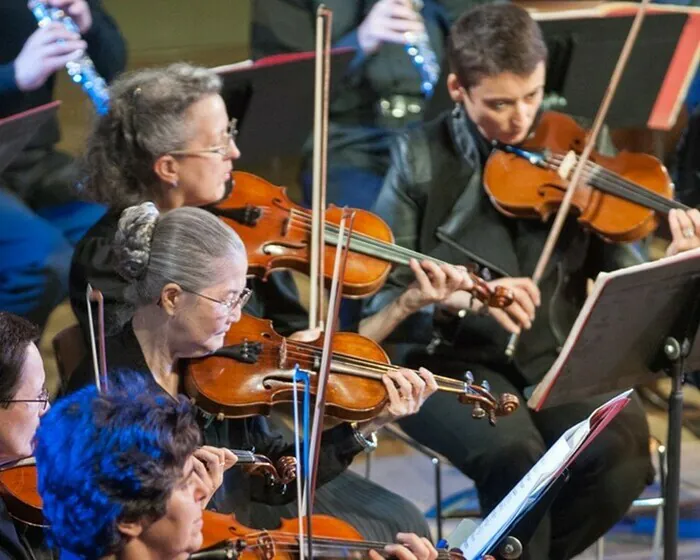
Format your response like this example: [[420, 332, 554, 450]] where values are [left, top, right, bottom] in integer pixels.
[[459, 391, 632, 559]]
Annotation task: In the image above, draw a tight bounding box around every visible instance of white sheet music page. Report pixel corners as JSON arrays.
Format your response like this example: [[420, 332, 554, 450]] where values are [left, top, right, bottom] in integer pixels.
[[459, 390, 632, 559]]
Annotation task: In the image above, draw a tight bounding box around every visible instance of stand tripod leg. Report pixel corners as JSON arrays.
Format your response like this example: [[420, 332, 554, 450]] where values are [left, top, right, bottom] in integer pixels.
[[663, 337, 684, 560]]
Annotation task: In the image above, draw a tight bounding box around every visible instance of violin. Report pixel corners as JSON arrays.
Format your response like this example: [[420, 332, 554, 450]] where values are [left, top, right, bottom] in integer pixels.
[[210, 171, 513, 308], [196, 510, 465, 559], [184, 313, 519, 424], [0, 451, 297, 529], [483, 111, 685, 244], [0, 458, 44, 527]]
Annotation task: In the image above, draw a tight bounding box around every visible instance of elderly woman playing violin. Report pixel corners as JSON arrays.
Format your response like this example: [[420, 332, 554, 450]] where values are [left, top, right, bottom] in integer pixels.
[[67, 62, 441, 541], [65, 202, 437, 543]]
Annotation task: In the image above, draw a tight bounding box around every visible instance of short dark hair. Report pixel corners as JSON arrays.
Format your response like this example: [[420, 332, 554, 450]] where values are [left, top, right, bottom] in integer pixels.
[[447, 3, 548, 90], [34, 372, 202, 558], [0, 312, 40, 405]]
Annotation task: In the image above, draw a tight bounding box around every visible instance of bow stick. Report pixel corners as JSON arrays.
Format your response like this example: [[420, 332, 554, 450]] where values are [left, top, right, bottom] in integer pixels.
[[86, 284, 108, 393], [505, 0, 653, 358]]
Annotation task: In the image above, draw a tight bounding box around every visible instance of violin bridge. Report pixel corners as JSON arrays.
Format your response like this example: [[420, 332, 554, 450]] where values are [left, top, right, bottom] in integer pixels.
[[557, 150, 577, 180]]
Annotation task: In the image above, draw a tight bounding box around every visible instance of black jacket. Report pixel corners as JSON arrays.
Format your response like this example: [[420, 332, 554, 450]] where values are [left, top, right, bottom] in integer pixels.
[[362, 106, 643, 385], [65, 322, 364, 525]]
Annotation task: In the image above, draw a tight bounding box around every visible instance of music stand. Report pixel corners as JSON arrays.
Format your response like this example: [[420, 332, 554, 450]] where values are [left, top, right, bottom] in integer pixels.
[[0, 101, 60, 175], [213, 48, 354, 165], [528, 248, 700, 560]]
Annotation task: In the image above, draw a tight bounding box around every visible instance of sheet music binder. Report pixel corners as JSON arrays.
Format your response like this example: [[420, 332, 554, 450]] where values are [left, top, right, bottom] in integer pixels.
[[458, 391, 632, 559], [529, 247, 700, 410]]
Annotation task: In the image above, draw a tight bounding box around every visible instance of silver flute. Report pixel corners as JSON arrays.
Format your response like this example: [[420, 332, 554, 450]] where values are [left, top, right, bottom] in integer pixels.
[[406, 0, 440, 98], [29, 0, 110, 115]]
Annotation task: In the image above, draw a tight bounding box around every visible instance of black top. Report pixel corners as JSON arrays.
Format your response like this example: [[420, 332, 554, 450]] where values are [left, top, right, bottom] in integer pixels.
[[0, 499, 29, 560], [64, 321, 364, 525], [0, 0, 127, 149]]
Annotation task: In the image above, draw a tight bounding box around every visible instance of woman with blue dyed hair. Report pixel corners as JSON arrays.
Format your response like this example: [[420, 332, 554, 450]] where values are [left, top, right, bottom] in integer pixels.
[[33, 377, 210, 559]]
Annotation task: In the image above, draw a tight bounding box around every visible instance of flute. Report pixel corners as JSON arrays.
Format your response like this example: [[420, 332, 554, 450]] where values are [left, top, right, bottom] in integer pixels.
[[28, 0, 110, 115]]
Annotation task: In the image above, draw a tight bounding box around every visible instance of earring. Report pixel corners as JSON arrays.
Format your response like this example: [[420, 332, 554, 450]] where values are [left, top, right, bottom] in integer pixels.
[[171, 180, 178, 189]]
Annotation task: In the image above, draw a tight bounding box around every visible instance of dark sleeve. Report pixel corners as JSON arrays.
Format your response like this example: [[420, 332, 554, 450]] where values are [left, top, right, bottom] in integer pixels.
[[83, 0, 127, 82], [361, 131, 435, 344], [246, 416, 364, 505], [0, 63, 17, 96]]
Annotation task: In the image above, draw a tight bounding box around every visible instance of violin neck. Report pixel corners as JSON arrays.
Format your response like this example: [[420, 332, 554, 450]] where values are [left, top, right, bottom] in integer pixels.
[[323, 222, 447, 268]]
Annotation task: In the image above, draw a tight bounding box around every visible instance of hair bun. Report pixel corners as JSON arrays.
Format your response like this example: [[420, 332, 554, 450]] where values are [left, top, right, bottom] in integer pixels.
[[113, 202, 160, 281]]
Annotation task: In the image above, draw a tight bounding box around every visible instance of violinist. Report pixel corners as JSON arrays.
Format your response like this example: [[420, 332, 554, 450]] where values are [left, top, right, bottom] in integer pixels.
[[0, 312, 52, 560], [361, 4, 660, 559], [66, 201, 438, 541]]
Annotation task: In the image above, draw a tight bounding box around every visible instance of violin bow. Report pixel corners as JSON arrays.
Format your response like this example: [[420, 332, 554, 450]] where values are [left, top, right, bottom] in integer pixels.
[[505, 0, 652, 358], [308, 4, 333, 331], [301, 207, 355, 560], [85, 284, 108, 393]]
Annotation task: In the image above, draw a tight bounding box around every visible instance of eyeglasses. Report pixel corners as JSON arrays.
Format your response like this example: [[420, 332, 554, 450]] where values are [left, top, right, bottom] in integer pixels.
[[181, 286, 253, 314], [0, 388, 50, 411], [169, 118, 239, 159]]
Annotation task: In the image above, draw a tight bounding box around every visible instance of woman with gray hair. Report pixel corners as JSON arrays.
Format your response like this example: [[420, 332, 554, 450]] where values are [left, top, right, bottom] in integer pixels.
[[66, 201, 437, 551]]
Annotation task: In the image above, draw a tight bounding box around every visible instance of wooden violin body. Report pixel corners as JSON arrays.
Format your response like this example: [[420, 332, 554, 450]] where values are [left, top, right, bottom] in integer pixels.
[[212, 172, 512, 309], [199, 511, 365, 558], [0, 458, 44, 527], [213, 171, 392, 297], [484, 111, 676, 243], [184, 314, 519, 423], [185, 313, 389, 421]]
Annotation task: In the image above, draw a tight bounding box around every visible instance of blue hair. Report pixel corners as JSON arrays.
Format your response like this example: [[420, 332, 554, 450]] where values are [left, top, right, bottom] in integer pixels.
[[34, 372, 201, 558]]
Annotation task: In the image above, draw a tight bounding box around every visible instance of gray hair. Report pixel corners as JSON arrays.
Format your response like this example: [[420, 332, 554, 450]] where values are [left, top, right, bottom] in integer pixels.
[[84, 63, 223, 210], [113, 203, 246, 307]]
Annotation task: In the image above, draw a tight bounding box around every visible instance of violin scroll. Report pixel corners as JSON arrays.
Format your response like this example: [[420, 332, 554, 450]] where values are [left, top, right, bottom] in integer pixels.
[[241, 453, 297, 486], [457, 375, 519, 426]]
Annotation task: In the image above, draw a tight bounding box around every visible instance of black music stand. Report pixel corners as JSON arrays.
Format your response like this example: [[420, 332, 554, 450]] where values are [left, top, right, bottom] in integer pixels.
[[214, 48, 354, 165], [0, 101, 60, 174], [528, 248, 700, 560]]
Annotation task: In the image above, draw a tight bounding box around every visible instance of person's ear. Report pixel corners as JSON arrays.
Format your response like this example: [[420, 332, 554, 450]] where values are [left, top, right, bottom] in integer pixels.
[[160, 283, 184, 317], [117, 519, 144, 539], [153, 154, 180, 189], [447, 73, 464, 103]]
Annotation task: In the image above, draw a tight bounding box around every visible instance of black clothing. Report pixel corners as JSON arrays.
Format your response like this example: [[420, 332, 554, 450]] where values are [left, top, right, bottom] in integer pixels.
[[362, 106, 653, 559], [0, 497, 55, 560], [0, 499, 30, 560]]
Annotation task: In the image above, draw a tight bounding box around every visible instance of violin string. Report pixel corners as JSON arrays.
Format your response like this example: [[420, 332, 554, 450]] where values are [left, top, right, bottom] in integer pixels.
[[283, 343, 469, 391], [239, 532, 455, 557], [286, 208, 451, 267], [547, 153, 680, 213], [245, 339, 476, 394]]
